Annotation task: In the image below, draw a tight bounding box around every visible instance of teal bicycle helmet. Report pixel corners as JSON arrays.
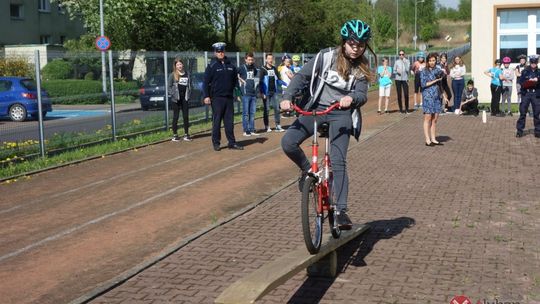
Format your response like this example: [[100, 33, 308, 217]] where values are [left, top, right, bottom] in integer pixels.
[[340, 19, 371, 42]]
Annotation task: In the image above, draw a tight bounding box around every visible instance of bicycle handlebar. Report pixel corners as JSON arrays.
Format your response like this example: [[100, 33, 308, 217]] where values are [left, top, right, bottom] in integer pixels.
[[291, 102, 341, 116]]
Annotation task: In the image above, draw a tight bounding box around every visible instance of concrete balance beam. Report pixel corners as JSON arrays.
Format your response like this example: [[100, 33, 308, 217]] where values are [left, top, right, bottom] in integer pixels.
[[215, 224, 370, 304]]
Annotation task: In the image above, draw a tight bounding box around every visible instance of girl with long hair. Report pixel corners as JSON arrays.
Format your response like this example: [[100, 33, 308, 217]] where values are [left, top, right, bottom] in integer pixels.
[[280, 19, 375, 229], [167, 57, 192, 141], [420, 53, 444, 146]]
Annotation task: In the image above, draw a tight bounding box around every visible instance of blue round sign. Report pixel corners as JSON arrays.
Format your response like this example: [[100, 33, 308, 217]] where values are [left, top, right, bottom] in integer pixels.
[[95, 36, 111, 51]]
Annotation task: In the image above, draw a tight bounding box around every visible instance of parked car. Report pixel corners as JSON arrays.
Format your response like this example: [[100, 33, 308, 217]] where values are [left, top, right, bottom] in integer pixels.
[[139, 73, 204, 111], [0, 77, 52, 122]]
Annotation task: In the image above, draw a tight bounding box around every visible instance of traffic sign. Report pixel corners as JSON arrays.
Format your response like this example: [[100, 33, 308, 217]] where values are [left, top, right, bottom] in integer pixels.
[[95, 36, 111, 51]]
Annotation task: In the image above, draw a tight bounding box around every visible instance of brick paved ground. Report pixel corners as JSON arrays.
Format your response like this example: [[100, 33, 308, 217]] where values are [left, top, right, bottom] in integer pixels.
[[92, 113, 540, 304]]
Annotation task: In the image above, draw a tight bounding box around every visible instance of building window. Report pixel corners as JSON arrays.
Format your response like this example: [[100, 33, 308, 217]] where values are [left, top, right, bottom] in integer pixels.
[[10, 4, 24, 19], [38, 0, 51, 12], [499, 9, 528, 30], [500, 35, 528, 60], [40, 35, 51, 44], [498, 8, 540, 62]]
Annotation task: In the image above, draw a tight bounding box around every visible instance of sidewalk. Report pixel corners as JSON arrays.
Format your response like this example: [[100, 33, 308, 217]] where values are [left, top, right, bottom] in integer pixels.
[[91, 113, 540, 304], [53, 102, 141, 112]]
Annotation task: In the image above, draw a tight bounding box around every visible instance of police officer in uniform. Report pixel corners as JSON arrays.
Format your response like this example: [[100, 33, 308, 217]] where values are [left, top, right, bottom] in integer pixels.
[[516, 55, 540, 138], [203, 42, 244, 151]]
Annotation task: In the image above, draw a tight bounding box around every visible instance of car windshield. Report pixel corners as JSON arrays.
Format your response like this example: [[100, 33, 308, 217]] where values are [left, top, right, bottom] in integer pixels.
[[21, 79, 37, 90], [145, 75, 165, 86]]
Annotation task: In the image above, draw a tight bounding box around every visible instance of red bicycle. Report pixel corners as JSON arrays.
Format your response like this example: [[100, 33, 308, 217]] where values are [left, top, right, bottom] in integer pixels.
[[291, 102, 341, 254]]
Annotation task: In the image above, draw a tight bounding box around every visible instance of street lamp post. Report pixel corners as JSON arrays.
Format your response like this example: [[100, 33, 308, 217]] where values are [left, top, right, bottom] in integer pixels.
[[99, 0, 107, 97], [396, 0, 399, 55], [414, 0, 425, 50]]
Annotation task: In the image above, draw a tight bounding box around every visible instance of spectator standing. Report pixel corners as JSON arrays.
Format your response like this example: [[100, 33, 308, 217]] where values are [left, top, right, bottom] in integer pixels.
[[437, 53, 452, 113], [515, 54, 528, 104], [259, 53, 284, 132], [450, 56, 466, 113], [203, 42, 243, 151], [238, 52, 259, 137], [279, 54, 294, 92], [168, 57, 192, 142], [291, 54, 303, 73], [377, 57, 393, 114], [393, 50, 411, 113], [500, 56, 515, 116], [459, 79, 479, 115], [280, 19, 374, 229], [516, 55, 540, 138], [412, 52, 426, 109], [484, 59, 503, 116], [420, 53, 444, 146]]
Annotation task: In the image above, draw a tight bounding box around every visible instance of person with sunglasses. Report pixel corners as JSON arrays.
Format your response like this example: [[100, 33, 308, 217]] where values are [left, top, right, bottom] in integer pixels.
[[203, 42, 243, 151], [280, 19, 375, 230], [394, 50, 411, 113]]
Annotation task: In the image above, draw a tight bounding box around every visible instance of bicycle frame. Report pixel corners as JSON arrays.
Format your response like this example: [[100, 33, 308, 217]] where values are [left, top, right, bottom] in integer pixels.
[[292, 103, 340, 214]]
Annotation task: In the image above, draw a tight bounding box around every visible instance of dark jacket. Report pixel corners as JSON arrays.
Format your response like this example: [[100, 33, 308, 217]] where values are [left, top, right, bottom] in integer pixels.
[[259, 65, 281, 95], [238, 64, 258, 97], [203, 57, 238, 99], [519, 67, 540, 97]]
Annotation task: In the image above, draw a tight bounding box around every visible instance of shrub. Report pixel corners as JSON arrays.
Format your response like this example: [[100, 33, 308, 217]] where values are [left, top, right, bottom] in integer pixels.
[[42, 79, 139, 104], [0, 58, 34, 77], [42, 59, 73, 80], [84, 72, 95, 80]]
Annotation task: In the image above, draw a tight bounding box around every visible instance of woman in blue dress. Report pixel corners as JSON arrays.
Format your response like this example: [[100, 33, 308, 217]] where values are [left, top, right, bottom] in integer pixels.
[[420, 53, 444, 146]]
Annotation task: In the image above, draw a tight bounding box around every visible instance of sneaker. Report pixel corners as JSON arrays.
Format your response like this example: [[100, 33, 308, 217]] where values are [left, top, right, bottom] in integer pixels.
[[183, 135, 193, 142], [275, 125, 285, 132], [336, 211, 352, 230], [250, 131, 260, 136], [172, 135, 180, 142], [243, 132, 252, 137], [266, 127, 272, 133]]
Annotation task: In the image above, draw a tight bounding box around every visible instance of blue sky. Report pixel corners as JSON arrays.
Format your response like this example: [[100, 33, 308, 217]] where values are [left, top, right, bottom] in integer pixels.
[[438, 0, 459, 9]]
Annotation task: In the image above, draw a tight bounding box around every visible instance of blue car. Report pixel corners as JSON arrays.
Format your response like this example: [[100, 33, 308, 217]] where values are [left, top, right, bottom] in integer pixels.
[[0, 77, 52, 122]]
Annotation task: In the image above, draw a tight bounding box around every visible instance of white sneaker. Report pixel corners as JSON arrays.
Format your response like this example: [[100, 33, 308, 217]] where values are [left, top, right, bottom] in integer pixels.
[[250, 131, 260, 136], [266, 127, 272, 133], [243, 132, 252, 137], [275, 125, 285, 132], [172, 135, 180, 142]]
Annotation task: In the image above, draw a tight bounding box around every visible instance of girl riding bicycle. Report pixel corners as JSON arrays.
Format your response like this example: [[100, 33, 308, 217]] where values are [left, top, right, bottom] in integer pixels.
[[280, 19, 375, 230]]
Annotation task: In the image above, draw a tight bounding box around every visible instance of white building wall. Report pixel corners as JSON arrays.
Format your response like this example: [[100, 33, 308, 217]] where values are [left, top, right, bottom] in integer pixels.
[[471, 0, 539, 103]]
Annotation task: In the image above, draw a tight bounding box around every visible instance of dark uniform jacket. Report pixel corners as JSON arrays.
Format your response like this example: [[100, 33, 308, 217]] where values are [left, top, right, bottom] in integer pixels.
[[203, 57, 238, 99], [519, 67, 540, 98]]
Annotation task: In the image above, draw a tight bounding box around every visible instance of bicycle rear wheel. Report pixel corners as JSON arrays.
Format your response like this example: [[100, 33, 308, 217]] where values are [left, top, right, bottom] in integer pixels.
[[301, 176, 323, 254]]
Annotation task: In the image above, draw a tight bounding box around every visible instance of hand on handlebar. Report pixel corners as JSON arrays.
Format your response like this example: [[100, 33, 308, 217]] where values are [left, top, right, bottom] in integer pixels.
[[280, 99, 292, 111], [339, 96, 353, 109]]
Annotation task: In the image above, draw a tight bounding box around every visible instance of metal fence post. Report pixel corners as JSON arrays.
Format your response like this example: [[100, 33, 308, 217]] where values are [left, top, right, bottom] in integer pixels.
[[164, 51, 169, 131], [236, 51, 241, 114], [34, 50, 45, 158], [204, 51, 209, 122], [108, 50, 117, 141]]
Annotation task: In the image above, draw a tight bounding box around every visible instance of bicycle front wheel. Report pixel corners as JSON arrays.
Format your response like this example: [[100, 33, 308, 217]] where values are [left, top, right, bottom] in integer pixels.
[[301, 176, 323, 254]]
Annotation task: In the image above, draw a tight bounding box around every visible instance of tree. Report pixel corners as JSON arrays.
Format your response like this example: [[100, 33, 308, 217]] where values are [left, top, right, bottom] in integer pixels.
[[457, 0, 471, 20], [57, 0, 218, 51]]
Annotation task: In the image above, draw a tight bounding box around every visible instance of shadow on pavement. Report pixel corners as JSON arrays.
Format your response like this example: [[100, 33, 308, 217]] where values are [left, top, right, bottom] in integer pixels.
[[287, 217, 416, 304]]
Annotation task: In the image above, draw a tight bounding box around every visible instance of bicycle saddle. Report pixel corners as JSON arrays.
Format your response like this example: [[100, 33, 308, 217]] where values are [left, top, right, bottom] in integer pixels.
[[318, 122, 329, 138]]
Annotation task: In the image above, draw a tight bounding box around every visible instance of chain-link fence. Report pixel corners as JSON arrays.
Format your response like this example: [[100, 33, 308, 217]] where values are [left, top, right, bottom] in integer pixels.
[[0, 44, 470, 168]]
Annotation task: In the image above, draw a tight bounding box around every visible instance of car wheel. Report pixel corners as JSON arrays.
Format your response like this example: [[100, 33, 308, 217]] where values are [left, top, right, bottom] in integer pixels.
[[9, 104, 27, 122], [141, 105, 149, 111]]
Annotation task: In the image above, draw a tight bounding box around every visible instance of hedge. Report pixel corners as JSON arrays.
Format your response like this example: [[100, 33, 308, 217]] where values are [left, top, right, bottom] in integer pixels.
[[42, 59, 73, 80], [42, 79, 139, 104]]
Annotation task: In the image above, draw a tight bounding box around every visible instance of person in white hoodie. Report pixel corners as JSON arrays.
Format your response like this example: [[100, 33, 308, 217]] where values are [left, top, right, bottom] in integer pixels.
[[450, 56, 466, 112]]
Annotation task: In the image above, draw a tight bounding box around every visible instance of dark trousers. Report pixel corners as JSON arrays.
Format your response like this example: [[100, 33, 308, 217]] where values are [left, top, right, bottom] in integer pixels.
[[516, 92, 540, 135], [490, 84, 502, 115], [452, 78, 465, 111], [461, 99, 478, 115], [211, 96, 236, 146], [395, 80, 409, 112], [171, 98, 189, 135]]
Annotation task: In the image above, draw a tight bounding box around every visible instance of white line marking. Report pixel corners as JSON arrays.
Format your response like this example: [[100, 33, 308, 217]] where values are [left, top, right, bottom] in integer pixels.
[[0, 147, 281, 263], [0, 148, 208, 215]]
